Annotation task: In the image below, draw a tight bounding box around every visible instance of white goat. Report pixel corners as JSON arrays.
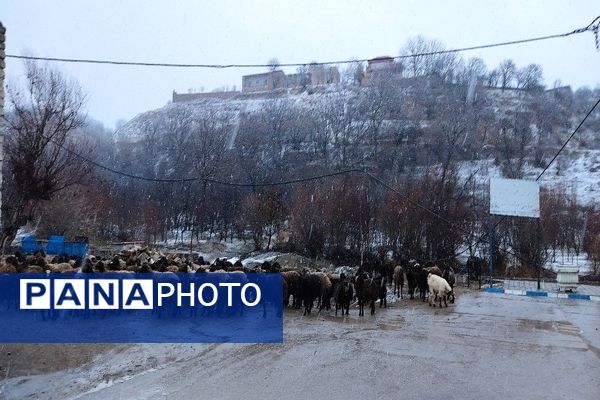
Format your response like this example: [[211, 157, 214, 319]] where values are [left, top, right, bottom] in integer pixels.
[[427, 273, 454, 307]]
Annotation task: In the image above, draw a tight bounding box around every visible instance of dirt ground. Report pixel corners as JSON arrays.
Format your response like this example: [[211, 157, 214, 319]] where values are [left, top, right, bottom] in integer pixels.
[[1, 288, 599, 400], [0, 345, 124, 379]]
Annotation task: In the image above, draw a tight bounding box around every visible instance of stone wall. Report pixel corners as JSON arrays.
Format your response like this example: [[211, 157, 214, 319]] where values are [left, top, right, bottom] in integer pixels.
[[172, 90, 239, 103], [242, 71, 287, 93]]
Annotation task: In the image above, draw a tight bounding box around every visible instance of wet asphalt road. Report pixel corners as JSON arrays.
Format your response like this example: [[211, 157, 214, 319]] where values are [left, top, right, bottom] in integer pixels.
[[2, 289, 599, 400]]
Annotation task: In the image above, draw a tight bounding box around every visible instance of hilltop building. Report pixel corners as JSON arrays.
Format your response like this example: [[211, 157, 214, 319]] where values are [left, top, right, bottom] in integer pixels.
[[242, 70, 287, 93], [241, 65, 340, 93], [172, 56, 408, 103], [361, 56, 403, 85]]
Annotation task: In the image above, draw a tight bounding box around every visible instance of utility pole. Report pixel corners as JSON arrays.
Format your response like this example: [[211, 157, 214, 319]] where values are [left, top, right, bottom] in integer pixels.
[[488, 215, 494, 287], [0, 23, 6, 243], [537, 217, 542, 290]]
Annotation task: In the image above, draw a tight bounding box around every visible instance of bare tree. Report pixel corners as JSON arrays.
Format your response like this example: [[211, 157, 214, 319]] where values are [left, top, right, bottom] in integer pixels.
[[486, 69, 500, 87], [584, 209, 600, 276], [295, 65, 311, 89], [361, 70, 403, 157], [317, 91, 368, 167], [457, 57, 487, 86], [241, 190, 286, 250], [498, 59, 516, 89], [516, 64, 544, 90], [290, 186, 327, 257], [342, 60, 364, 86], [2, 61, 91, 250], [400, 36, 458, 82], [495, 112, 533, 178], [267, 57, 280, 72], [188, 109, 232, 238], [573, 87, 593, 113]]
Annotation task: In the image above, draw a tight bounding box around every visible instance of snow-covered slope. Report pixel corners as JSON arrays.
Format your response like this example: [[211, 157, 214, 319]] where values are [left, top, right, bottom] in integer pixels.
[[115, 87, 349, 143], [115, 86, 599, 206], [459, 149, 599, 205]]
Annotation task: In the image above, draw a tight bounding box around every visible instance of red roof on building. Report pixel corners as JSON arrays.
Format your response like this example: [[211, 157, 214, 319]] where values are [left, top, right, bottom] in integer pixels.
[[369, 56, 395, 62]]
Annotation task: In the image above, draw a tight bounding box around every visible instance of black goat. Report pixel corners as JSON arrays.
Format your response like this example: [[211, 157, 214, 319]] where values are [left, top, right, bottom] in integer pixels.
[[417, 267, 429, 302], [405, 263, 419, 300], [355, 272, 379, 316], [334, 274, 353, 316], [374, 272, 387, 308], [298, 273, 323, 316]]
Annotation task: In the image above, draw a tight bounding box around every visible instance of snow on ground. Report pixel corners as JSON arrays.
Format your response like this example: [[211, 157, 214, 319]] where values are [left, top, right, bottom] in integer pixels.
[[115, 87, 355, 143], [188, 240, 252, 264], [240, 251, 283, 266], [546, 250, 595, 275], [454, 243, 595, 276], [458, 149, 600, 206], [9, 223, 38, 247], [147, 228, 254, 262], [531, 149, 600, 206], [0, 344, 206, 400]]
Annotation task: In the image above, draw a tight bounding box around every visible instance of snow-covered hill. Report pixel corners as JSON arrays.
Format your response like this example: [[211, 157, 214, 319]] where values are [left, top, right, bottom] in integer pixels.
[[459, 149, 599, 205], [115, 85, 599, 206], [115, 87, 347, 143]]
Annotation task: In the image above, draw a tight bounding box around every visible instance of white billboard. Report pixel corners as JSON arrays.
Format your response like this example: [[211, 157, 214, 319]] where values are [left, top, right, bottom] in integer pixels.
[[490, 178, 540, 218]]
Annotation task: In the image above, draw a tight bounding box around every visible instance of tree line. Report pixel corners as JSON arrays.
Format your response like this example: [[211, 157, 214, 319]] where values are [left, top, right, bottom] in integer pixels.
[[3, 37, 600, 275]]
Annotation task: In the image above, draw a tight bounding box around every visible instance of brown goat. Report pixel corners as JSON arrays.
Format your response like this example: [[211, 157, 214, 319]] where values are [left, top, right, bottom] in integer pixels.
[[282, 271, 301, 308], [393, 265, 404, 298], [313, 272, 332, 311]]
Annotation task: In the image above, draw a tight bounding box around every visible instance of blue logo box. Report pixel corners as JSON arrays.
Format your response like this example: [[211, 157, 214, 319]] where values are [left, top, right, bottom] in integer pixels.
[[0, 273, 283, 343]]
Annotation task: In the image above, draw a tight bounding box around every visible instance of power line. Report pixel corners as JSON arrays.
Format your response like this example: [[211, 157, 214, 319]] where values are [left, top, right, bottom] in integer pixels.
[[536, 97, 600, 181], [366, 172, 545, 267], [365, 172, 459, 229], [47, 132, 559, 265], [47, 98, 599, 262], [50, 139, 365, 185], [363, 96, 600, 264], [46, 128, 477, 236], [16, 11, 598, 265], [461, 95, 600, 265], [46, 132, 473, 243], [6, 16, 599, 69]]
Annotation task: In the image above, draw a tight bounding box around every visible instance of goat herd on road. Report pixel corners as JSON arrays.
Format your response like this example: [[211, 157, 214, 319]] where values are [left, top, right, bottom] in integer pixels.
[[0, 248, 456, 316], [283, 261, 456, 316]]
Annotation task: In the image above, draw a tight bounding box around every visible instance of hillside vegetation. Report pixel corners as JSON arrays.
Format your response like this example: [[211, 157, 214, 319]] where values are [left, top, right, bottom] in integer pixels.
[[7, 41, 600, 275]]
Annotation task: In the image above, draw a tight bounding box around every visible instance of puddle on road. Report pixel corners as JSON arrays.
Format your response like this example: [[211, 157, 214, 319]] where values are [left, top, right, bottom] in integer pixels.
[[517, 318, 580, 335], [517, 318, 554, 331], [554, 320, 581, 335], [376, 322, 404, 330], [319, 312, 406, 329], [320, 314, 371, 324], [516, 318, 600, 359]]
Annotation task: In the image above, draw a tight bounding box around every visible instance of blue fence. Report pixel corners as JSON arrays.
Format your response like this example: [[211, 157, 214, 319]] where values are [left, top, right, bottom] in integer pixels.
[[20, 235, 88, 257]]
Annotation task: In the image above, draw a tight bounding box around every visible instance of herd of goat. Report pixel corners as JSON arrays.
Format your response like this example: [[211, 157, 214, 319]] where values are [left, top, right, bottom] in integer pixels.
[[283, 261, 456, 316], [0, 249, 456, 315]]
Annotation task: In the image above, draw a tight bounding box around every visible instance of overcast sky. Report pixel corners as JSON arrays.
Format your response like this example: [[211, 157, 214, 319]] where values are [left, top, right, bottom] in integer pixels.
[[2, 0, 599, 129]]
